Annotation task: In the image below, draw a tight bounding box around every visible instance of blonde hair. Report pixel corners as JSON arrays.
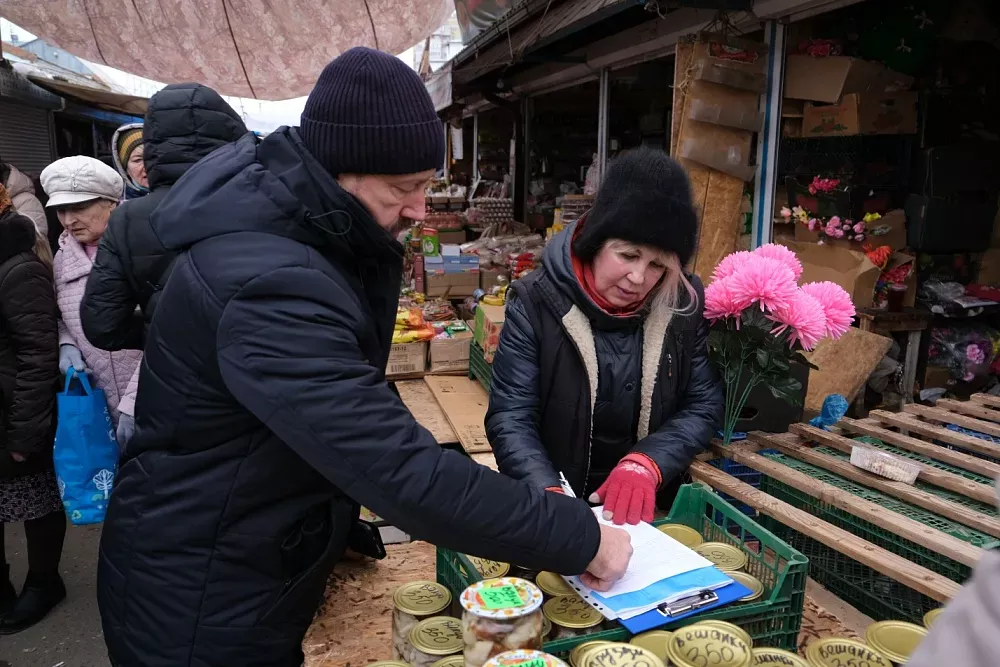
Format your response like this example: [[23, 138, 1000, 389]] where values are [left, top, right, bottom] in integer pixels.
[[601, 239, 698, 315], [33, 233, 54, 269]]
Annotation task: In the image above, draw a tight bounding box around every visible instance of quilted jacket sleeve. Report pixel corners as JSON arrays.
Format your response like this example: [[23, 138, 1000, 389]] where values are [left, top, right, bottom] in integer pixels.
[[485, 293, 560, 490], [82, 211, 145, 351], [633, 279, 724, 482], [216, 267, 602, 574], [0, 260, 59, 454]]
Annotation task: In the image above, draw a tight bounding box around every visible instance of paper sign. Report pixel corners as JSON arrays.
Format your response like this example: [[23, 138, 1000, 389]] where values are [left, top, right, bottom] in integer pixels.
[[481, 585, 525, 610]]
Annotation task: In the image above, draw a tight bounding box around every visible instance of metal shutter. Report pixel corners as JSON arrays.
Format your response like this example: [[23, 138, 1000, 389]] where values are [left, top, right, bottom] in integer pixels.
[[0, 99, 54, 175]]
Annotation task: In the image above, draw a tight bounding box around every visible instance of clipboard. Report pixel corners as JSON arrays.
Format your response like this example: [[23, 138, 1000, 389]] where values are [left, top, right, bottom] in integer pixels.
[[618, 579, 754, 634]]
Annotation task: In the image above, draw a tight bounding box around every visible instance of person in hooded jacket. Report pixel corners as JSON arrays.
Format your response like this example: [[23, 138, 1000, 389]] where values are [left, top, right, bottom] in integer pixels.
[[96, 48, 632, 667], [486, 148, 724, 526], [0, 158, 47, 237], [111, 124, 149, 200], [0, 183, 66, 634], [82, 83, 248, 448]]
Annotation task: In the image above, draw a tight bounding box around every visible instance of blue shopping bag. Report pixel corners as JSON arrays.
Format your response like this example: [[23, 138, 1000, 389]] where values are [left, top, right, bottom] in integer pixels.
[[53, 369, 119, 525]]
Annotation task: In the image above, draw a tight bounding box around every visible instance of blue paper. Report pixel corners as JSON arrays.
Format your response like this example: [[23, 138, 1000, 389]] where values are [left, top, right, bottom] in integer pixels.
[[592, 566, 733, 614], [618, 579, 755, 634]]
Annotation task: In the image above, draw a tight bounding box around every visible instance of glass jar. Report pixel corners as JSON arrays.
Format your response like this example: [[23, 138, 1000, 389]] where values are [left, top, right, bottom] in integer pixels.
[[542, 594, 604, 639], [406, 616, 464, 667], [392, 581, 453, 660], [467, 555, 511, 579], [535, 571, 576, 599], [581, 642, 667, 667], [461, 577, 546, 667], [430, 657, 466, 667], [665, 623, 752, 667], [484, 649, 569, 666]]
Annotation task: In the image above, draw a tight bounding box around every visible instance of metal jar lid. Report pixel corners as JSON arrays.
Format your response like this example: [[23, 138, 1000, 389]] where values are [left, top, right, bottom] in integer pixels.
[[430, 657, 466, 667], [629, 630, 673, 661], [461, 577, 544, 620], [542, 594, 604, 629], [393, 580, 452, 616], [536, 571, 576, 597], [804, 638, 894, 667], [467, 555, 511, 579], [864, 621, 928, 664], [695, 542, 749, 572], [667, 622, 753, 667], [690, 620, 754, 651], [369, 662, 410, 667], [751, 648, 811, 667], [582, 642, 667, 667], [922, 608, 943, 629], [657, 523, 705, 548], [570, 640, 612, 667], [408, 616, 464, 656], [728, 571, 765, 602], [484, 649, 569, 666]]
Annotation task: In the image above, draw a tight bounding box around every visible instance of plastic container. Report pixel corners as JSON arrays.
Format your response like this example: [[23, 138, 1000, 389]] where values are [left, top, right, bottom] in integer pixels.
[[850, 446, 920, 484], [392, 581, 453, 659], [461, 577, 546, 667]]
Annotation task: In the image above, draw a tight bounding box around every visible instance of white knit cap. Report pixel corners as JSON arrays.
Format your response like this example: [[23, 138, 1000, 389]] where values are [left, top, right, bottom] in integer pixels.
[[40, 156, 124, 208]]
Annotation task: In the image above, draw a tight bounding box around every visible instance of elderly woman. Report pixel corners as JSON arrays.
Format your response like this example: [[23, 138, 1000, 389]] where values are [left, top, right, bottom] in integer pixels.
[[40, 157, 142, 437], [112, 123, 148, 200], [0, 183, 66, 633], [486, 147, 724, 525]]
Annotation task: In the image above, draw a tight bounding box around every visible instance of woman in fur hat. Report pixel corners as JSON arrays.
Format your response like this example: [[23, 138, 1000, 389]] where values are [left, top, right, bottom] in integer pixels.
[[486, 147, 724, 525]]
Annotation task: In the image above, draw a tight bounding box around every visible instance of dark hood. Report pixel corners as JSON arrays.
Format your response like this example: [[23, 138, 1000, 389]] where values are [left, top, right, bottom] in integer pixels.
[[542, 221, 647, 331], [143, 83, 248, 189], [0, 209, 39, 265], [151, 127, 401, 264]]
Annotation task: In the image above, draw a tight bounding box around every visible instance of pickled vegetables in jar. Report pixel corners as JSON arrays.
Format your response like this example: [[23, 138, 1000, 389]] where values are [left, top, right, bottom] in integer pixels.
[[461, 577, 546, 667], [484, 649, 569, 666], [407, 616, 464, 667], [392, 581, 453, 660]]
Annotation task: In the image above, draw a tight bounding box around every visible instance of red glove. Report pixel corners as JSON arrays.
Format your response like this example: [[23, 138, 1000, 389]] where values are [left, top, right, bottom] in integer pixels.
[[590, 453, 661, 525]]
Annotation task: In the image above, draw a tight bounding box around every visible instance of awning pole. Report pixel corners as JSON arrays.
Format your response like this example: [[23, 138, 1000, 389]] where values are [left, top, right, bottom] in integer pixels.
[[472, 112, 480, 180], [751, 19, 786, 249], [597, 68, 610, 183]]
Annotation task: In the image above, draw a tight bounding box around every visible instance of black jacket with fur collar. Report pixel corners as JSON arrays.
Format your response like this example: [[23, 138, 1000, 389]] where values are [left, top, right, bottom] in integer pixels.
[[0, 210, 59, 479]]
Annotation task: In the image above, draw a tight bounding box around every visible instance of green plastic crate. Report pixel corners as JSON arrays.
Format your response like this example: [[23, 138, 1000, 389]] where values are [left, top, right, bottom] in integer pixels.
[[436, 483, 808, 659], [468, 340, 492, 392]]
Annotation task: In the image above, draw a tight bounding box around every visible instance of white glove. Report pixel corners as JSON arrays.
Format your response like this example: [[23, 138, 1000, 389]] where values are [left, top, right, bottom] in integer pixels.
[[59, 344, 86, 375], [116, 414, 135, 449]]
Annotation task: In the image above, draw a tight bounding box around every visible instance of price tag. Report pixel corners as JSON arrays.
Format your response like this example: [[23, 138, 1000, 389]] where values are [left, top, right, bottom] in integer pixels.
[[514, 660, 546, 667], [480, 585, 525, 610]]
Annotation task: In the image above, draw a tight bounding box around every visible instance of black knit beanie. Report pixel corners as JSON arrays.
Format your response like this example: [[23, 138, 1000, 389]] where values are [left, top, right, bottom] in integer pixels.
[[573, 147, 698, 267], [300, 47, 445, 176]]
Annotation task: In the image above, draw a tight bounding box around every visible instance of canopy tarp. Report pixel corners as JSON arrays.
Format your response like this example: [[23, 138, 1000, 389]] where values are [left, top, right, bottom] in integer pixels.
[[2, 0, 453, 99]]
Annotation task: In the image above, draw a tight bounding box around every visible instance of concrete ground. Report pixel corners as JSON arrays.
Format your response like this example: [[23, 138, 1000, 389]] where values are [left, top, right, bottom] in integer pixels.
[[2, 523, 106, 667]]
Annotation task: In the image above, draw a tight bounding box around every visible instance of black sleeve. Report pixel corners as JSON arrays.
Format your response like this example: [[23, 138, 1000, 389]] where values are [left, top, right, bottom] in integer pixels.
[[216, 267, 601, 573], [485, 294, 560, 490], [633, 281, 724, 481], [0, 261, 58, 454], [82, 212, 145, 351]]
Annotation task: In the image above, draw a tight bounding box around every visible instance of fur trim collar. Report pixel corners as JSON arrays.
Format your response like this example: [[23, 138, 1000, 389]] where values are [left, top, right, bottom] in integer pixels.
[[0, 211, 39, 265]]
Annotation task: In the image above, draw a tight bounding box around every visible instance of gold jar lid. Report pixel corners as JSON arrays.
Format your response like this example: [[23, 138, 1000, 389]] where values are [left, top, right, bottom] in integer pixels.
[[369, 663, 410, 667], [695, 542, 749, 572], [752, 648, 810, 666], [484, 649, 568, 666], [691, 620, 753, 650], [408, 616, 464, 655], [582, 642, 666, 667], [864, 621, 928, 664], [467, 555, 511, 579], [431, 657, 466, 667], [536, 571, 576, 597], [543, 594, 604, 629], [629, 630, 673, 660], [922, 608, 943, 629], [728, 571, 765, 602], [805, 638, 893, 667], [667, 622, 753, 667], [657, 523, 704, 548], [570, 640, 612, 667], [393, 580, 452, 616]]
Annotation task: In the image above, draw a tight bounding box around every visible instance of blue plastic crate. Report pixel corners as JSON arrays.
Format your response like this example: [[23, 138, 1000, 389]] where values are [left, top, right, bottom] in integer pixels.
[[710, 451, 778, 518]]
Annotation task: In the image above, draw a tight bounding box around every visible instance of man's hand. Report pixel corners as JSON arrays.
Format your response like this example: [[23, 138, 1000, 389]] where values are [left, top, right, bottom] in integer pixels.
[[581, 523, 632, 591]]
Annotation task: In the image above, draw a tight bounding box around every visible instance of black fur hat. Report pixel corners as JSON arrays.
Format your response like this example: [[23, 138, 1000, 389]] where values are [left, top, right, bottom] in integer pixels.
[[573, 147, 698, 266], [0, 200, 39, 265]]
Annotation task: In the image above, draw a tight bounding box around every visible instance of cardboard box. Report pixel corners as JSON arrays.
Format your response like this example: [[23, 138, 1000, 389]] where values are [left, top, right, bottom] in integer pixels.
[[425, 254, 480, 275], [429, 328, 473, 374], [386, 341, 427, 378], [474, 304, 506, 363], [437, 229, 467, 245], [785, 55, 913, 104], [802, 92, 918, 137], [794, 209, 908, 251], [784, 241, 915, 309], [425, 272, 479, 298]]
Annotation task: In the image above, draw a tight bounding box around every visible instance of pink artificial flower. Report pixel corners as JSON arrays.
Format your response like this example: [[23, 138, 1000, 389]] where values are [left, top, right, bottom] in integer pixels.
[[712, 250, 754, 282], [726, 255, 798, 314], [842, 223, 851, 230], [780, 207, 793, 220], [769, 289, 828, 351], [800, 281, 856, 339], [854, 233, 865, 242], [967, 344, 986, 365], [829, 216, 841, 226], [831, 227, 846, 239], [704, 276, 745, 322], [807, 218, 820, 232], [853, 221, 866, 234], [753, 243, 803, 280]]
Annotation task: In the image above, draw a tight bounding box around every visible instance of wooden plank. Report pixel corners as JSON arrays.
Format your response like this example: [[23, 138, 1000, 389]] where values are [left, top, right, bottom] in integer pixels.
[[837, 416, 1000, 478], [938, 398, 1000, 424], [970, 393, 1000, 409], [790, 422, 997, 506], [689, 461, 962, 602], [424, 375, 491, 454], [905, 403, 1000, 439], [711, 443, 982, 568], [751, 433, 1000, 539], [870, 410, 1000, 462], [396, 379, 458, 445], [803, 328, 893, 412]]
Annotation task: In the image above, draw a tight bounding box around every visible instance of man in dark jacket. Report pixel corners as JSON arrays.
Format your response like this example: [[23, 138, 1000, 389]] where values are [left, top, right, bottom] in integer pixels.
[[81, 83, 247, 447], [97, 48, 631, 667]]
